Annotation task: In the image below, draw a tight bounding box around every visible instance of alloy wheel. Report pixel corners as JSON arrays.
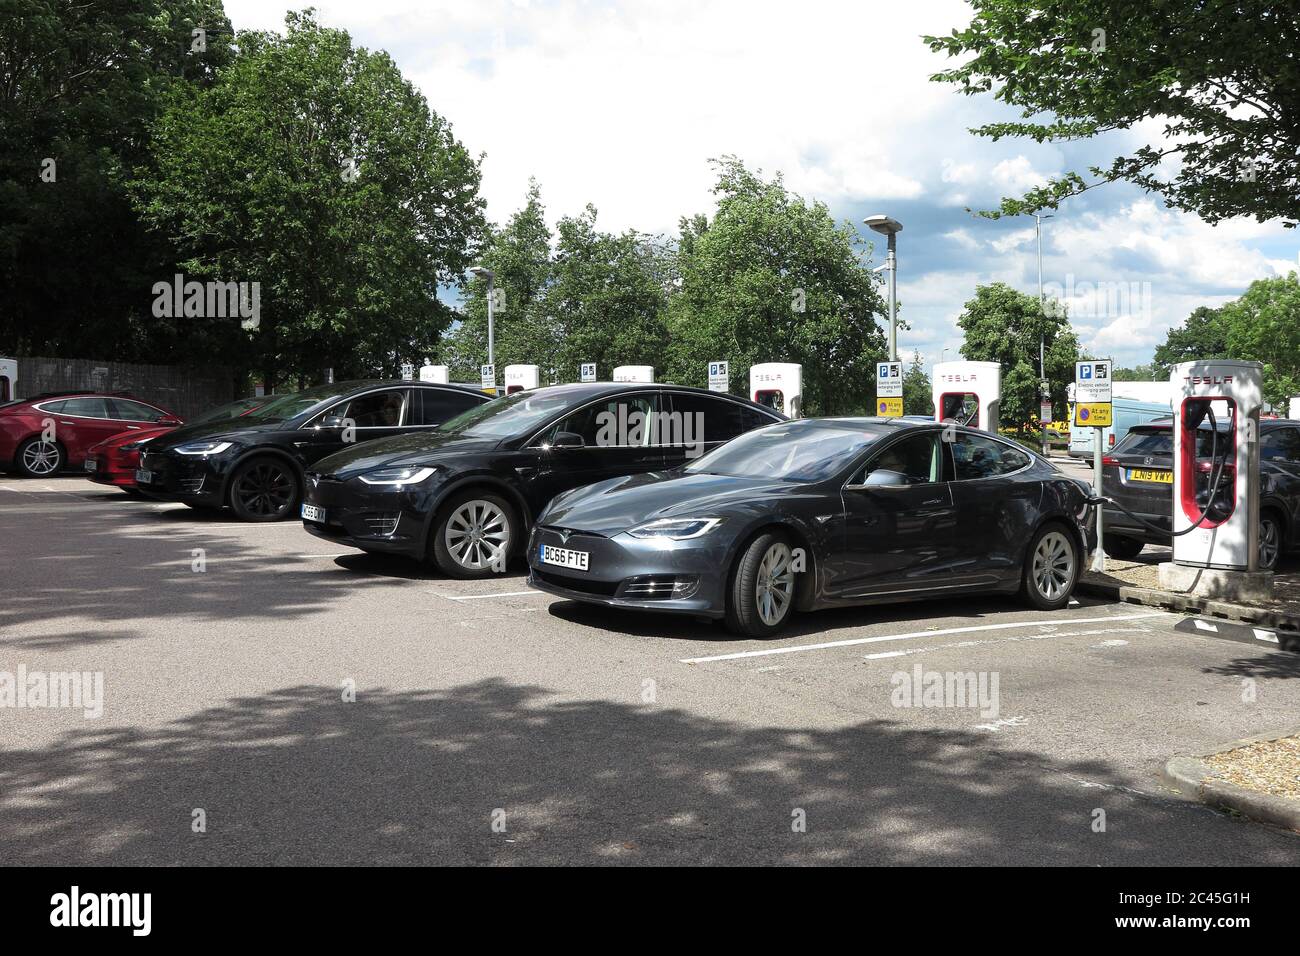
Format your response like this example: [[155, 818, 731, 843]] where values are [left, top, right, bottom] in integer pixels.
[[444, 499, 509, 571], [234, 463, 294, 517], [21, 440, 60, 476], [1260, 517, 1281, 570], [1032, 530, 1074, 602], [754, 541, 795, 627]]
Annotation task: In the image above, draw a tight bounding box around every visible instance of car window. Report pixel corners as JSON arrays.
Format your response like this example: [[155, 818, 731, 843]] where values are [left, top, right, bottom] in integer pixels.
[[35, 400, 66, 413], [949, 433, 1030, 480], [667, 392, 750, 444], [55, 397, 110, 419], [538, 393, 663, 447], [1112, 429, 1173, 457], [851, 432, 941, 485], [342, 389, 407, 427], [684, 423, 882, 482], [442, 389, 574, 439], [109, 399, 166, 422], [415, 389, 484, 427], [1262, 427, 1300, 463]]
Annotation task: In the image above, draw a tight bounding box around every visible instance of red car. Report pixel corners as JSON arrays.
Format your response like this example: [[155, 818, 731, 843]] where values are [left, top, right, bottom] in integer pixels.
[[0, 392, 181, 478], [85, 396, 269, 493]]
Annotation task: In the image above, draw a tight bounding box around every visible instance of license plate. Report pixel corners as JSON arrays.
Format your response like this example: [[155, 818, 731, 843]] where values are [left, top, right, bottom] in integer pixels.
[[134, 468, 153, 484], [301, 503, 326, 523], [1127, 468, 1172, 484], [84, 459, 97, 472], [540, 543, 590, 571]]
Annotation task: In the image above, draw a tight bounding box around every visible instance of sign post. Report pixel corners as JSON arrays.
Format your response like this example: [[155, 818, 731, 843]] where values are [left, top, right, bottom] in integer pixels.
[[480, 363, 496, 394], [708, 361, 729, 393], [876, 361, 903, 418], [1075, 359, 1112, 571]]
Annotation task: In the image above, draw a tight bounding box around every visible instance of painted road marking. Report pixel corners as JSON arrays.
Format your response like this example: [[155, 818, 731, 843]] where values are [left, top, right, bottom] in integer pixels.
[[679, 612, 1169, 664], [445, 590, 540, 601]]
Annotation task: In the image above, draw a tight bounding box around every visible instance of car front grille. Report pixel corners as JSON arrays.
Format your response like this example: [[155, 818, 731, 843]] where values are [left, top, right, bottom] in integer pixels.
[[364, 514, 400, 536], [620, 575, 699, 600], [534, 569, 619, 596]]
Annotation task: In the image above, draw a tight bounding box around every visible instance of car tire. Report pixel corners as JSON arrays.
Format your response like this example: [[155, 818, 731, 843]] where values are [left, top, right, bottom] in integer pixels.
[[227, 456, 301, 522], [1102, 534, 1144, 560], [15, 437, 64, 477], [725, 531, 798, 638], [431, 490, 516, 579], [1021, 522, 1079, 612], [1259, 512, 1283, 572]]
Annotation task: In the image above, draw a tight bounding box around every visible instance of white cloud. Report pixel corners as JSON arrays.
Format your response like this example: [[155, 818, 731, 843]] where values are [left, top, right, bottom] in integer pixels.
[[990, 155, 1053, 194]]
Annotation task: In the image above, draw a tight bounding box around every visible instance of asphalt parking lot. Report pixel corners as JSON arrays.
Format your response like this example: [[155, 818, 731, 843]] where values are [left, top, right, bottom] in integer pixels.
[[2, 476, 1298, 865]]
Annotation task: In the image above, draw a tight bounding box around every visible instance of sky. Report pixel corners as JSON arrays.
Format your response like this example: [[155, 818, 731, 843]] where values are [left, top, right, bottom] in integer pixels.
[[224, 0, 1299, 373]]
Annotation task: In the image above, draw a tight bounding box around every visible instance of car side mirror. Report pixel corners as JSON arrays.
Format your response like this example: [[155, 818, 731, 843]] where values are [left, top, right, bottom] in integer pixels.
[[552, 431, 585, 449], [859, 468, 909, 488], [319, 414, 347, 429]]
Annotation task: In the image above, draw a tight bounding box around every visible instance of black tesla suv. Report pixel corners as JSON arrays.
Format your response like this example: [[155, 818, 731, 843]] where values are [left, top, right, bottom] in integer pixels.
[[1101, 416, 1300, 570], [300, 382, 784, 577], [136, 380, 491, 521]]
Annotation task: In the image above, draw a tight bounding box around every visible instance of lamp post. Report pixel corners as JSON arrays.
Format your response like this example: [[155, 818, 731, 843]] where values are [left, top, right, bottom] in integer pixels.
[[468, 265, 495, 385], [864, 215, 903, 363], [1035, 213, 1054, 456]]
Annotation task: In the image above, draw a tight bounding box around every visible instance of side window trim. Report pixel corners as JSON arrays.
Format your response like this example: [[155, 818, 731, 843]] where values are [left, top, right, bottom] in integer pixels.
[[843, 429, 945, 489], [947, 431, 1035, 481]]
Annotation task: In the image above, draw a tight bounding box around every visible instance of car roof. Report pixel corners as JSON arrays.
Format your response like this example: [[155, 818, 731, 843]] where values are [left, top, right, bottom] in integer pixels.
[[1130, 417, 1299, 432], [523, 381, 783, 412], [325, 379, 487, 396]]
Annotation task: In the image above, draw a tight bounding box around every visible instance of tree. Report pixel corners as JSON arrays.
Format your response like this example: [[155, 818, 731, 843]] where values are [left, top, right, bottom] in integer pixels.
[[1218, 273, 1300, 409], [0, 0, 235, 361], [1152, 305, 1229, 375], [956, 283, 1079, 427], [925, 1, 1300, 226], [665, 158, 887, 415], [132, 10, 486, 389], [443, 180, 554, 382], [1112, 364, 1159, 381], [902, 351, 933, 416]]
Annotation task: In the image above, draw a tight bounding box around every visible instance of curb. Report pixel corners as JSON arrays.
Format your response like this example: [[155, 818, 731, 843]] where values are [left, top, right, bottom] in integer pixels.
[[1076, 579, 1300, 650], [1161, 728, 1300, 834]]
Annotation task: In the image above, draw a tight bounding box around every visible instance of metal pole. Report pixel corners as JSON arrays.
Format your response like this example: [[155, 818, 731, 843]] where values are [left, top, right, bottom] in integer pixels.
[[1092, 425, 1106, 571], [1037, 214, 1048, 458], [486, 276, 495, 386], [887, 234, 898, 363]]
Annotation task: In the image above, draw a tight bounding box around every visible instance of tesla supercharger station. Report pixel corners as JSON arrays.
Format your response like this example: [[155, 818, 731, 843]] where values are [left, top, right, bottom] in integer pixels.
[[418, 361, 449, 384], [612, 365, 654, 383], [932, 361, 1000, 432], [750, 363, 802, 418], [1159, 361, 1267, 595], [0, 357, 16, 402], [504, 364, 539, 394]]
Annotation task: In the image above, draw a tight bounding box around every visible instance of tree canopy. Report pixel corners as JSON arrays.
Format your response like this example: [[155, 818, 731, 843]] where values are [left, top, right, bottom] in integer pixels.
[[926, 1, 1300, 226]]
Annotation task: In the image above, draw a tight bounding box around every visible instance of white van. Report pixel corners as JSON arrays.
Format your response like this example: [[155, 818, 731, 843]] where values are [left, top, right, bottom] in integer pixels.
[[1068, 397, 1171, 459]]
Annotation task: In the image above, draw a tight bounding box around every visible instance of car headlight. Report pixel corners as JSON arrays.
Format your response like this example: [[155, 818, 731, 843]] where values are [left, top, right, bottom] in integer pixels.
[[357, 466, 439, 486], [626, 517, 723, 539], [117, 436, 157, 452], [173, 440, 233, 456]]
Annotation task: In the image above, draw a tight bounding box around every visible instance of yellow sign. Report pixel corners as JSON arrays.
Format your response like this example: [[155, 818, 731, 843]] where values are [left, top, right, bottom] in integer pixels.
[[876, 397, 903, 418], [1074, 402, 1112, 427]]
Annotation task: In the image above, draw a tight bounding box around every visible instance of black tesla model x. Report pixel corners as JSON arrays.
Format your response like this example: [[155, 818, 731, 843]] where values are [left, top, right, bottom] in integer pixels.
[[300, 382, 784, 576], [527, 417, 1095, 636], [137, 380, 491, 520]]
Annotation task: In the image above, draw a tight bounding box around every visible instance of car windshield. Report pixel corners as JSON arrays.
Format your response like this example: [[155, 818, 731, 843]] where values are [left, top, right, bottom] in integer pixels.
[[239, 384, 346, 424], [684, 422, 882, 482], [189, 396, 270, 425], [439, 389, 575, 438]]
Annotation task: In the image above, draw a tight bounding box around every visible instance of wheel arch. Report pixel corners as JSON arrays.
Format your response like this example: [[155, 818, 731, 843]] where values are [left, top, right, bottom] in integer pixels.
[[220, 447, 304, 508], [723, 518, 820, 612], [424, 474, 533, 559]]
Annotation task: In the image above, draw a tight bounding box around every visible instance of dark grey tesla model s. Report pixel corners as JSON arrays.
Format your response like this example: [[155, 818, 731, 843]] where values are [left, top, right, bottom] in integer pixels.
[[527, 418, 1094, 636]]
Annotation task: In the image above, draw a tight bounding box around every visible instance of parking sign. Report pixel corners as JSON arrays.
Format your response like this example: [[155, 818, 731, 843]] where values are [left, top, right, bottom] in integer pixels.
[[580, 362, 596, 383], [480, 364, 495, 391], [876, 361, 902, 399], [708, 361, 729, 392], [1074, 360, 1112, 402]]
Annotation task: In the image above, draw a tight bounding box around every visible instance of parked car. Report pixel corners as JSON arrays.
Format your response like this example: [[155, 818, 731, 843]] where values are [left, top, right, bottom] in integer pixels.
[[1068, 397, 1170, 459], [137, 380, 491, 521], [85, 396, 269, 494], [301, 383, 785, 577], [0, 391, 181, 477], [1101, 417, 1300, 570], [526, 417, 1094, 636]]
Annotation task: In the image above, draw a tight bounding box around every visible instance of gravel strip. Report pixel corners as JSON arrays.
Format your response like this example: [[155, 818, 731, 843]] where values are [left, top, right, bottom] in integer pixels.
[[1205, 736, 1300, 799]]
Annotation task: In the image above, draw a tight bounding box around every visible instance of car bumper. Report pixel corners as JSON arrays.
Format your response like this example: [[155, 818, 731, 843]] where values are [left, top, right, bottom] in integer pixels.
[[134, 451, 226, 504], [525, 524, 730, 618], [84, 454, 137, 487], [299, 475, 433, 559]]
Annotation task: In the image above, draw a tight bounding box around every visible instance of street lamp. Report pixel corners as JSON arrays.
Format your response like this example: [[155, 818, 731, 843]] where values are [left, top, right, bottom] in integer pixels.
[[1034, 213, 1055, 456], [865, 215, 903, 362], [468, 265, 495, 382]]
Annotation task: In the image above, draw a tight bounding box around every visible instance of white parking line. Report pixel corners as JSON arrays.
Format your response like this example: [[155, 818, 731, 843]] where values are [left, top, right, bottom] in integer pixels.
[[678, 612, 1169, 664], [445, 590, 540, 601]]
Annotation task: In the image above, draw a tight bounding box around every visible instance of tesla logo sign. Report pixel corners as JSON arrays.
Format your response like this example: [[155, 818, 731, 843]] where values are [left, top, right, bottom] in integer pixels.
[[939, 373, 977, 383], [1185, 375, 1234, 385]]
